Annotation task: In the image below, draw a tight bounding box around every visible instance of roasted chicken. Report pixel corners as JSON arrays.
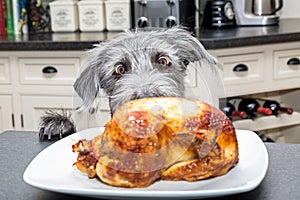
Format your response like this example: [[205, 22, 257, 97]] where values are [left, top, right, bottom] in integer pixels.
[[72, 97, 239, 188]]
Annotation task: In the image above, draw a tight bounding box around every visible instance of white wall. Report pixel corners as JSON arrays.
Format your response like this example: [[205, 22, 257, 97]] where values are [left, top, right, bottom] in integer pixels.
[[280, 0, 300, 19]]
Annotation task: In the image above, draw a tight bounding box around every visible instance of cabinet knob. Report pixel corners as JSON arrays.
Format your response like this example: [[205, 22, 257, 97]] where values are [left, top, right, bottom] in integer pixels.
[[233, 64, 248, 72], [137, 16, 148, 28], [165, 16, 177, 28], [287, 58, 300, 65], [42, 66, 58, 74]]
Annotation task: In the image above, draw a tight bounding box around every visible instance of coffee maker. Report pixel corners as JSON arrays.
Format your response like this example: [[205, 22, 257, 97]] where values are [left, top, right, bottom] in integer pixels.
[[232, 0, 283, 26]]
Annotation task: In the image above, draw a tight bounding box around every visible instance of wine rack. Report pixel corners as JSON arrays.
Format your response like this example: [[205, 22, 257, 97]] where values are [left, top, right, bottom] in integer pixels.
[[232, 112, 300, 131], [208, 41, 300, 143], [227, 90, 300, 143]]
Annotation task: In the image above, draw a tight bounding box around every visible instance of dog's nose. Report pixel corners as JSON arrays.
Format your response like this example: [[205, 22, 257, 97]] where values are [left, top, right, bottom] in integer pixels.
[[131, 91, 158, 100], [137, 93, 154, 99]]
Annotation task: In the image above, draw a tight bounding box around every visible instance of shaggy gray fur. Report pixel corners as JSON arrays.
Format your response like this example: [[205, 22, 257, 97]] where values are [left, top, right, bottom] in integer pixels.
[[39, 110, 76, 141], [38, 27, 218, 140], [74, 27, 218, 114]]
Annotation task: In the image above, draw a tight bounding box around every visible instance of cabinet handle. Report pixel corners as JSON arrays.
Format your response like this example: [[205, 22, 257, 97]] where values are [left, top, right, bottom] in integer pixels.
[[233, 64, 248, 72], [287, 58, 300, 65], [42, 66, 58, 74], [21, 114, 24, 128], [11, 114, 15, 128]]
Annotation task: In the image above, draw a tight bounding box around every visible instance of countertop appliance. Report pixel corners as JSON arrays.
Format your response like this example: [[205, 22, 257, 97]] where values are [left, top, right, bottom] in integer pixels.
[[131, 0, 196, 29], [202, 0, 236, 28], [232, 0, 283, 26]]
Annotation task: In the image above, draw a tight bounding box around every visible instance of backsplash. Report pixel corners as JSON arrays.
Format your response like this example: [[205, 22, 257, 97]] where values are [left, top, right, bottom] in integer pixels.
[[280, 0, 300, 19]]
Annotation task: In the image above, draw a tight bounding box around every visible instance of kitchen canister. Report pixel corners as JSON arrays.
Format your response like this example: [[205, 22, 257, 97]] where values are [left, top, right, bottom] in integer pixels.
[[104, 0, 131, 31], [77, 0, 106, 32], [49, 0, 79, 32]]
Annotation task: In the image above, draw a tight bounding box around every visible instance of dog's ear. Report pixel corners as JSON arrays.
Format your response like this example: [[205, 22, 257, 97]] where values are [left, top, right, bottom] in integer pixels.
[[160, 27, 218, 67], [73, 48, 104, 112]]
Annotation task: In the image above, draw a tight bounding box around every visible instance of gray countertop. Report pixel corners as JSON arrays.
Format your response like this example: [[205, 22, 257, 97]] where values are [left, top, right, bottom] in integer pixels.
[[1, 19, 300, 51], [198, 18, 300, 49], [0, 130, 299, 200]]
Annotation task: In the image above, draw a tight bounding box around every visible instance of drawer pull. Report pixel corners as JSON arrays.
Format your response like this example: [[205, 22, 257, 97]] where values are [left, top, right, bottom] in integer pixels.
[[287, 58, 300, 65], [42, 66, 58, 74], [21, 114, 24, 128], [233, 64, 248, 72], [11, 114, 15, 128]]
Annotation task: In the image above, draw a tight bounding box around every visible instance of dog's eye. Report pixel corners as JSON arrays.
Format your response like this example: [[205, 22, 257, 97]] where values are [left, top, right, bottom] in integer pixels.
[[115, 64, 127, 75], [158, 56, 171, 67]]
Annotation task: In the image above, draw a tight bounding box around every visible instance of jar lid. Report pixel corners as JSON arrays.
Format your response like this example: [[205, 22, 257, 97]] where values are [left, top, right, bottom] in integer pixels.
[[50, 0, 78, 6], [78, 0, 104, 5], [104, 0, 130, 3]]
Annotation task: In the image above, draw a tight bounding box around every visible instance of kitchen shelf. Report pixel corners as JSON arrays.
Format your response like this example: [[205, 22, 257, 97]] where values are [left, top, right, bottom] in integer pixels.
[[233, 111, 300, 131]]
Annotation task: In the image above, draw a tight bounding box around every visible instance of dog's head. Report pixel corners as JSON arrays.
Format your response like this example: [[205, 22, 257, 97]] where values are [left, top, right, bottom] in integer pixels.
[[74, 28, 218, 113]]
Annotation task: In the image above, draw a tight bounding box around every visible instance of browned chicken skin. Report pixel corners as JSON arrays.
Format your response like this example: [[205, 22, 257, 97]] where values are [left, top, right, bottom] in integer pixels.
[[73, 97, 239, 188]]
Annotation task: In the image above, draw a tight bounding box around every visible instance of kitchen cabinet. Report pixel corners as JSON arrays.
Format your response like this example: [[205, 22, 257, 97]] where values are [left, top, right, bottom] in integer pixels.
[[0, 95, 13, 131], [0, 57, 13, 131], [0, 51, 85, 131], [209, 41, 300, 143]]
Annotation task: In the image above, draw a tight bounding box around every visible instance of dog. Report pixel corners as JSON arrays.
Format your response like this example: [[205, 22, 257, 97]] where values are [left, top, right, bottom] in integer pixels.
[[38, 27, 218, 141]]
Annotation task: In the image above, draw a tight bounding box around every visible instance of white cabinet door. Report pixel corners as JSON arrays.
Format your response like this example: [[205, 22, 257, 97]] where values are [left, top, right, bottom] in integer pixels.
[[20, 95, 110, 131], [0, 95, 13, 131], [0, 58, 10, 84], [20, 95, 82, 131]]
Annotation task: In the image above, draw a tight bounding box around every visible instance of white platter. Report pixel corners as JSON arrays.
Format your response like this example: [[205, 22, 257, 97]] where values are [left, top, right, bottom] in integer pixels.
[[23, 128, 268, 199]]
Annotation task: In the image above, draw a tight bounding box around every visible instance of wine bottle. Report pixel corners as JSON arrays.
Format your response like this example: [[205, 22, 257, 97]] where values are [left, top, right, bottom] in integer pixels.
[[263, 100, 294, 116], [221, 102, 247, 119], [238, 98, 272, 118]]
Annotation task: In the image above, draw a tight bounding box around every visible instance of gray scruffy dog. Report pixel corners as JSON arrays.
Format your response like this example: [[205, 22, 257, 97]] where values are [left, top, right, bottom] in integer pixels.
[[39, 27, 218, 141]]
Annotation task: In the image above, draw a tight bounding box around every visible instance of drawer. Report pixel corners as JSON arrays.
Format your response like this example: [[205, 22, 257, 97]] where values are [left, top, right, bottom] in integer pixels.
[[0, 58, 10, 84], [274, 49, 300, 80], [18, 57, 81, 85], [219, 53, 265, 86]]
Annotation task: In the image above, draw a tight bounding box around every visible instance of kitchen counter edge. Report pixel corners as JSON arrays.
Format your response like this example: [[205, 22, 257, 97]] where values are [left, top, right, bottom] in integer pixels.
[[1, 19, 300, 51]]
